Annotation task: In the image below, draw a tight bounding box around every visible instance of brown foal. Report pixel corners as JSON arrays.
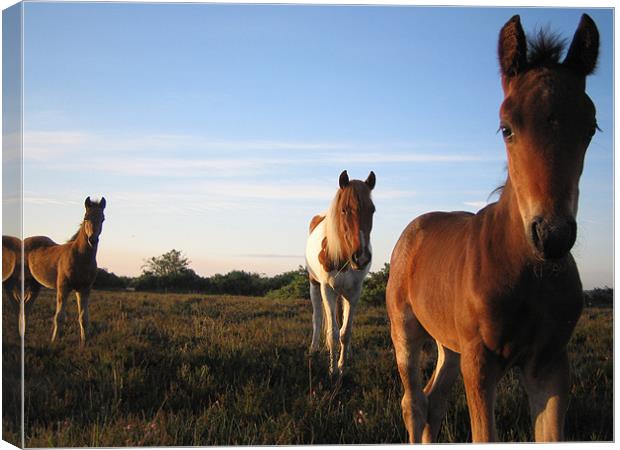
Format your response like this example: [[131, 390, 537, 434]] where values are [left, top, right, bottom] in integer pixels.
[[387, 15, 598, 442]]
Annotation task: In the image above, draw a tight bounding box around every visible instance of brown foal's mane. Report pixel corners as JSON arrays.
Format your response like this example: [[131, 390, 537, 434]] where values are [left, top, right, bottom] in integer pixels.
[[527, 29, 566, 68], [67, 223, 83, 243]]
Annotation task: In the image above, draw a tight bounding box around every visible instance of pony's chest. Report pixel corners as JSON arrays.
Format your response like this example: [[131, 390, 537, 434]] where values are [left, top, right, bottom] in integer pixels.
[[478, 289, 583, 365], [63, 256, 97, 285], [327, 270, 365, 294]]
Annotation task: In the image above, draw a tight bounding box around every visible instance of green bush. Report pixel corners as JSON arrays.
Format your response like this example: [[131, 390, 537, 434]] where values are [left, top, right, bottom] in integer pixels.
[[584, 287, 613, 307], [266, 268, 310, 300], [360, 263, 389, 306], [93, 268, 129, 290]]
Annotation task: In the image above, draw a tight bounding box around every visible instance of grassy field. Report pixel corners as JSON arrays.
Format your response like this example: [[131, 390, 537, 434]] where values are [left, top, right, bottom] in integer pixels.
[[2, 289, 613, 446]]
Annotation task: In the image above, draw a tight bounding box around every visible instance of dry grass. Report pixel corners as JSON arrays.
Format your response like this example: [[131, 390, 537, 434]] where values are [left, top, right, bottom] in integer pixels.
[[1, 289, 613, 446]]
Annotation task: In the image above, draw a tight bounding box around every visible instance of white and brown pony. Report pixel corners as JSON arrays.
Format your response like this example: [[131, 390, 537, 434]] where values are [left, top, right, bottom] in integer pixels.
[[306, 170, 376, 378], [25, 196, 106, 343], [386, 15, 599, 442]]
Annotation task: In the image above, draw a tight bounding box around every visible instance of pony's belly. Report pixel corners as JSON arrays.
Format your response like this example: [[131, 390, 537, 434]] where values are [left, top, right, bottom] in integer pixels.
[[305, 222, 326, 281], [407, 263, 463, 352], [28, 252, 58, 290], [2, 252, 15, 281], [412, 299, 461, 353], [30, 271, 56, 290]]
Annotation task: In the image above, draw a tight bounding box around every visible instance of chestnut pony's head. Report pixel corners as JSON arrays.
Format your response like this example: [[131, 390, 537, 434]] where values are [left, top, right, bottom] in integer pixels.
[[83, 196, 106, 248], [498, 14, 599, 260]]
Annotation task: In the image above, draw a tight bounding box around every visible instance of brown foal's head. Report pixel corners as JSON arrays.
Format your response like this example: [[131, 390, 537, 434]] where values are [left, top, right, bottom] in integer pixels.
[[498, 14, 599, 260]]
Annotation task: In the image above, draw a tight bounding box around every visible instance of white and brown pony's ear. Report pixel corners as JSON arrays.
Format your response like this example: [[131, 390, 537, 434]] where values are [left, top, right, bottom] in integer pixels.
[[498, 15, 527, 80], [563, 14, 599, 76], [365, 171, 376, 190], [85, 196, 92, 209], [339, 170, 350, 189], [100, 197, 106, 209]]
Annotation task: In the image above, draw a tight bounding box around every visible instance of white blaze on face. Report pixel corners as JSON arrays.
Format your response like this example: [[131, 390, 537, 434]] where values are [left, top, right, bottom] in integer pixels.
[[354, 230, 372, 269], [569, 186, 580, 218]]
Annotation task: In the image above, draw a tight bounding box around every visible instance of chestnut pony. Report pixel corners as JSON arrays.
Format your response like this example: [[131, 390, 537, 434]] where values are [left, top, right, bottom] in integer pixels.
[[387, 15, 598, 442], [306, 170, 376, 378], [25, 197, 106, 343]]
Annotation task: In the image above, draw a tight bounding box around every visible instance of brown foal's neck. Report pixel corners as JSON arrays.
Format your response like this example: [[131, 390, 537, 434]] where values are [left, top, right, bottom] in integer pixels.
[[73, 223, 97, 258]]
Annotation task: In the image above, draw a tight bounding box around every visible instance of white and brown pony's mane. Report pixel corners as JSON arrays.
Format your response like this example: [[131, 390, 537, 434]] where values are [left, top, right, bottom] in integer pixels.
[[323, 178, 375, 271], [324, 192, 347, 268]]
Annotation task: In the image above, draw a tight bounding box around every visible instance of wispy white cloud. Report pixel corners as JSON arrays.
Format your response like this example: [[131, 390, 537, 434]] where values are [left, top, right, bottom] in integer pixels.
[[23, 131, 93, 160], [111, 191, 248, 214], [240, 254, 304, 259], [23, 130, 353, 158], [24, 196, 80, 206], [22, 129, 499, 178], [189, 180, 416, 202], [66, 178, 417, 219], [191, 180, 336, 201], [322, 152, 485, 164], [463, 201, 487, 209], [5, 195, 80, 207], [33, 152, 488, 178], [3, 131, 24, 163], [40, 156, 268, 177]]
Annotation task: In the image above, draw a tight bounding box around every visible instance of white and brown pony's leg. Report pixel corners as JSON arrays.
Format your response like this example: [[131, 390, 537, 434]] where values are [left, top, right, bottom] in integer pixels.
[[51, 284, 70, 342], [460, 343, 503, 442], [320, 282, 339, 377], [337, 286, 361, 376], [422, 341, 460, 442], [521, 352, 570, 442], [76, 289, 91, 344], [309, 279, 322, 354]]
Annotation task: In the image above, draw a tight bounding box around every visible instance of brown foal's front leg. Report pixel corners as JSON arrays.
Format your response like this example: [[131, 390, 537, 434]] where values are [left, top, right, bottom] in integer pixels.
[[460, 342, 504, 442]]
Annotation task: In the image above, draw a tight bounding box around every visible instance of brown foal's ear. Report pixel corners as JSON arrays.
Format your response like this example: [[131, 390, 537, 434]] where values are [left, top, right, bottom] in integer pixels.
[[563, 14, 599, 76], [99, 197, 106, 209], [365, 171, 376, 190], [85, 196, 92, 208], [339, 170, 350, 189], [498, 15, 528, 78]]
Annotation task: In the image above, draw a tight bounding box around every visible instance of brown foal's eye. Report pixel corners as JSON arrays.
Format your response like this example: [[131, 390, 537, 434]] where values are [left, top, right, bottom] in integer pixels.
[[500, 125, 514, 141], [588, 125, 597, 138]]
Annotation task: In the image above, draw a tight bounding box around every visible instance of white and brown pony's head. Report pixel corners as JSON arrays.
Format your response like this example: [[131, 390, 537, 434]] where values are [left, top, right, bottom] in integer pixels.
[[325, 170, 376, 270]]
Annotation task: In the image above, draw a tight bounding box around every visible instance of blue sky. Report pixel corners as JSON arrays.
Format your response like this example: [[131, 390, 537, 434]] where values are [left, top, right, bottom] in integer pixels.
[[16, 3, 613, 288]]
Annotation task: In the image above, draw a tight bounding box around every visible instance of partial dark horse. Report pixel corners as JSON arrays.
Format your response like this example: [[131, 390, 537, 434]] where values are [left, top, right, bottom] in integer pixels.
[[2, 235, 41, 336], [25, 197, 106, 343]]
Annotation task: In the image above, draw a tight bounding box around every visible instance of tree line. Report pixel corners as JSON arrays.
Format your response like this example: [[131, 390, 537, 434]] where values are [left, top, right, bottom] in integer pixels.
[[92, 249, 391, 304], [92, 249, 611, 306]]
